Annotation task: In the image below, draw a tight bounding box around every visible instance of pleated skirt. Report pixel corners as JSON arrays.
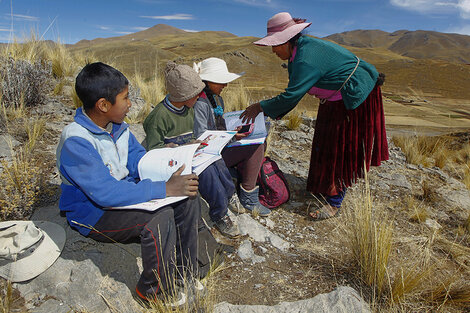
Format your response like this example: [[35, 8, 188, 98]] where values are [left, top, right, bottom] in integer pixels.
[[306, 85, 389, 195]]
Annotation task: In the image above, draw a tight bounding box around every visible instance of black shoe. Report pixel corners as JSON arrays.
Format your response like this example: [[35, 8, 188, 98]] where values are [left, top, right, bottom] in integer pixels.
[[214, 215, 240, 238]]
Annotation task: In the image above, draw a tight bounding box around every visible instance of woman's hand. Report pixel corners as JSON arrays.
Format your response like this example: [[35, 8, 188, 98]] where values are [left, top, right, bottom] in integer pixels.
[[240, 102, 262, 124]]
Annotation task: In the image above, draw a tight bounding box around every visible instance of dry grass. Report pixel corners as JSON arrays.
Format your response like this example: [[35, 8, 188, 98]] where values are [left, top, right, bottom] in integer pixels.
[[0, 280, 13, 313], [0, 146, 47, 220], [222, 81, 252, 112], [285, 109, 302, 130], [390, 261, 434, 304], [425, 278, 470, 307], [340, 172, 393, 297], [126, 72, 165, 124]]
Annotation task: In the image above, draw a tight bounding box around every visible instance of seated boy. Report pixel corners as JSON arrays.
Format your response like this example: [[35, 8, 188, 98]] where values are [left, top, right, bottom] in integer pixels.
[[56, 62, 200, 306], [143, 61, 240, 238]]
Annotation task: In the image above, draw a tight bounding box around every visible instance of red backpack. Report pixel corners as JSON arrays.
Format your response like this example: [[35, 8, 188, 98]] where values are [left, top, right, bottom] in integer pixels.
[[257, 156, 290, 208]]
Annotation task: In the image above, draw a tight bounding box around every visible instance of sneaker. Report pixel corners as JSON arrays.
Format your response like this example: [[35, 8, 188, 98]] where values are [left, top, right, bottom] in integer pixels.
[[135, 286, 191, 309], [228, 193, 245, 214], [214, 215, 240, 238]]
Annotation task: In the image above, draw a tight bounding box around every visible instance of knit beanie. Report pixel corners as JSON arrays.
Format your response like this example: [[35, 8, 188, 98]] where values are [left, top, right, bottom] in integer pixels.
[[165, 61, 205, 102]]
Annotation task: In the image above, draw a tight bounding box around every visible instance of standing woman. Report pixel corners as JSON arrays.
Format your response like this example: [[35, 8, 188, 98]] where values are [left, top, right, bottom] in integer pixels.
[[241, 12, 389, 220], [193, 57, 271, 217]]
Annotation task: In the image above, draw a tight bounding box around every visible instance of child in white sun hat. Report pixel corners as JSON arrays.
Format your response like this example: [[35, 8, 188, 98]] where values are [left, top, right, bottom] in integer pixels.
[[193, 57, 271, 217]]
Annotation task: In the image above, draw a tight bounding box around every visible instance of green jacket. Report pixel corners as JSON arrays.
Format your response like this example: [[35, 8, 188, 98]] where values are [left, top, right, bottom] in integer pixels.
[[260, 35, 378, 118]]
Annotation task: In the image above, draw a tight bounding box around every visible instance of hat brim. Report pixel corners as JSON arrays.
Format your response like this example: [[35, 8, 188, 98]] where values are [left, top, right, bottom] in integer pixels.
[[253, 22, 311, 46], [0, 221, 66, 282], [200, 72, 244, 84]]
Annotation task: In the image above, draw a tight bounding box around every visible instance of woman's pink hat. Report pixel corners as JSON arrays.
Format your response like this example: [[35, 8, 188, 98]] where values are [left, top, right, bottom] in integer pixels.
[[253, 12, 311, 46]]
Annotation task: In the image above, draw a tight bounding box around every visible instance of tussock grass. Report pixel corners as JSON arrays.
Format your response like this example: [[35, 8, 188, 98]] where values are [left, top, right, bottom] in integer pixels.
[[71, 87, 83, 109], [285, 109, 302, 130], [46, 42, 78, 79], [425, 278, 470, 307], [390, 261, 434, 304], [340, 172, 393, 296], [0, 148, 46, 220], [126, 72, 165, 124], [0, 34, 46, 63], [392, 135, 446, 167], [222, 81, 251, 112], [0, 280, 13, 313]]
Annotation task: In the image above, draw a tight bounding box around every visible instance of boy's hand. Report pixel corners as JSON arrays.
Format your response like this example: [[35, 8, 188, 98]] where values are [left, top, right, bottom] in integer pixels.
[[166, 164, 199, 197], [165, 143, 179, 148]]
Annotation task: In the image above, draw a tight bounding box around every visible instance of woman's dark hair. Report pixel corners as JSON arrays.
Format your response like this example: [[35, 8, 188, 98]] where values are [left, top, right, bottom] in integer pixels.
[[75, 62, 129, 111]]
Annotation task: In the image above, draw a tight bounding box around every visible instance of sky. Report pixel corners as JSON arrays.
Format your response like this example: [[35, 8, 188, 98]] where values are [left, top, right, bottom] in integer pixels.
[[0, 0, 469, 44]]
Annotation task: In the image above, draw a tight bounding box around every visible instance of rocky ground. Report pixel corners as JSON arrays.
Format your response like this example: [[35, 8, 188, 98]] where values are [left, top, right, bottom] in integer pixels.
[[1, 94, 469, 313]]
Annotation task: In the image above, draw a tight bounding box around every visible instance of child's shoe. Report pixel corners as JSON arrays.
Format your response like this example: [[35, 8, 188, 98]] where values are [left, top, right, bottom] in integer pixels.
[[214, 214, 240, 238], [239, 185, 271, 217], [228, 193, 245, 214], [135, 285, 191, 309]]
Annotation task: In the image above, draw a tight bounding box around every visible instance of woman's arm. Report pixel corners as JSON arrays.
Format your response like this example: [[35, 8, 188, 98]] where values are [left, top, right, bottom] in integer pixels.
[[261, 61, 321, 119]]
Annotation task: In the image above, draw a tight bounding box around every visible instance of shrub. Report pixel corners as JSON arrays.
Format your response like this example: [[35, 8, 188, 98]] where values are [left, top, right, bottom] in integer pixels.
[[0, 57, 52, 108]]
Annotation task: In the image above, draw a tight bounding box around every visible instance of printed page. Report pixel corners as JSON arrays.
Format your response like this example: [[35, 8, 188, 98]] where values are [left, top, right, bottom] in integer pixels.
[[223, 110, 267, 147], [192, 154, 222, 175], [138, 144, 200, 182], [110, 196, 187, 211], [195, 130, 236, 155]]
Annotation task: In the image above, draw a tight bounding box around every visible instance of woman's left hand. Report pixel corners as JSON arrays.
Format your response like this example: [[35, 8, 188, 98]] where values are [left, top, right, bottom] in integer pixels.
[[240, 102, 262, 124]]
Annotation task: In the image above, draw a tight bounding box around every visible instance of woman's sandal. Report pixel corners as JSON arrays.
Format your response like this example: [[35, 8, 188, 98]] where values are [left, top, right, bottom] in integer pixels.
[[309, 205, 341, 221]]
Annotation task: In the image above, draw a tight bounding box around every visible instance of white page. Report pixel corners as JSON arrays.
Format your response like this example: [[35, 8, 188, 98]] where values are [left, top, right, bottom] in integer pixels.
[[223, 110, 267, 147], [110, 196, 187, 211], [195, 130, 236, 155], [138, 144, 200, 182]]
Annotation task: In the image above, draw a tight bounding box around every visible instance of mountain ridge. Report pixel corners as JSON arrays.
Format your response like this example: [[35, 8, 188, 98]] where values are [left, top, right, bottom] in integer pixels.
[[67, 24, 470, 101]]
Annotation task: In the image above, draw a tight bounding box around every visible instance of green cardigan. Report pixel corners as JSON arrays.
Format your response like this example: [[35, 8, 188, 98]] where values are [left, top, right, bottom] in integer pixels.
[[143, 97, 195, 150], [260, 36, 379, 118]]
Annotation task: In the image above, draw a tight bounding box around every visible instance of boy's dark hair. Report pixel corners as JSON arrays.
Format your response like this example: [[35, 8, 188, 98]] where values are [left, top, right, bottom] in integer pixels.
[[75, 62, 129, 111]]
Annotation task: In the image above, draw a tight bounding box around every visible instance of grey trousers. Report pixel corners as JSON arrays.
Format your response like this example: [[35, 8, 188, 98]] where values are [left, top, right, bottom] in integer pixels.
[[87, 196, 200, 296]]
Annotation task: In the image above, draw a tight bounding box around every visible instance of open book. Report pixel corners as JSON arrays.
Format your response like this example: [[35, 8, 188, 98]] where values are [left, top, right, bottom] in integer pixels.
[[111, 131, 235, 211], [223, 110, 267, 147], [111, 143, 200, 211], [192, 130, 236, 174]]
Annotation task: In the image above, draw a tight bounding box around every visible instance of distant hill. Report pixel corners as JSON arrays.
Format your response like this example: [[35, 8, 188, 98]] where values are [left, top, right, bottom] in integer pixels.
[[68, 25, 470, 101], [325, 30, 470, 64]]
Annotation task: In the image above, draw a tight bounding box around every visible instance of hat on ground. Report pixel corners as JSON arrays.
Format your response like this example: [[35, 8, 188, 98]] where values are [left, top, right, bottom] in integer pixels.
[[165, 61, 205, 102], [0, 220, 66, 282], [193, 57, 244, 84], [253, 12, 311, 46]]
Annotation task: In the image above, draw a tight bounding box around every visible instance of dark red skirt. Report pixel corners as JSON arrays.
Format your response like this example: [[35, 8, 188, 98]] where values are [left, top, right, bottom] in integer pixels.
[[306, 85, 389, 195]]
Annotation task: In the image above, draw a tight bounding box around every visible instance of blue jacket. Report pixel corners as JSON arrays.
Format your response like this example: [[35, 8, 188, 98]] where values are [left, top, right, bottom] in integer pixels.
[[56, 108, 166, 235]]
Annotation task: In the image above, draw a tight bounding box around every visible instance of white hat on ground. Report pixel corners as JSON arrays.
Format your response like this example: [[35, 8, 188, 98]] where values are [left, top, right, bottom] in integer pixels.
[[193, 57, 244, 84], [0, 220, 66, 282]]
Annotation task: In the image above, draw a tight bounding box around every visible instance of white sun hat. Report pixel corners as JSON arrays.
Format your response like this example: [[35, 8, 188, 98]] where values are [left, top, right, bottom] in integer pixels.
[[0, 220, 66, 282], [193, 57, 244, 84]]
